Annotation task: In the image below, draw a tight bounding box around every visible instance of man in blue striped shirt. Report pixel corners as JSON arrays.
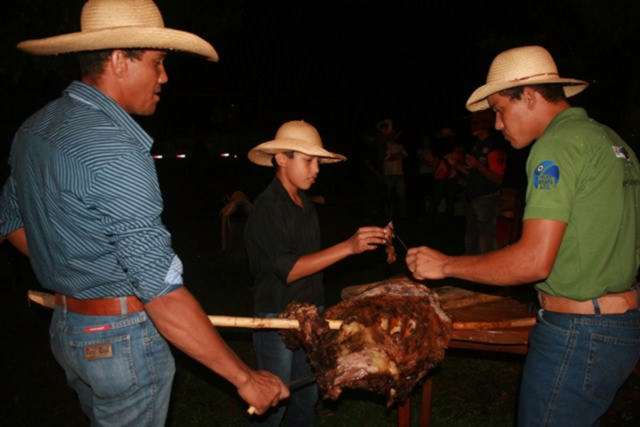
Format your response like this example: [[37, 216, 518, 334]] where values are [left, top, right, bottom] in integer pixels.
[[0, 1, 288, 425]]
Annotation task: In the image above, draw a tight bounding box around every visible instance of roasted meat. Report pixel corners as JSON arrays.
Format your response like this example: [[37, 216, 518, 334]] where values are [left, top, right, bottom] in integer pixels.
[[280, 279, 452, 406], [384, 221, 397, 263]]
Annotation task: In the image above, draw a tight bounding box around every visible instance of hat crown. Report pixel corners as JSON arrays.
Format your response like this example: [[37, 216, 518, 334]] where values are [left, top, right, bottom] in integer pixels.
[[81, 0, 164, 31], [275, 120, 324, 148], [17, 0, 218, 61], [466, 45, 588, 112], [247, 120, 345, 167], [486, 46, 559, 85]]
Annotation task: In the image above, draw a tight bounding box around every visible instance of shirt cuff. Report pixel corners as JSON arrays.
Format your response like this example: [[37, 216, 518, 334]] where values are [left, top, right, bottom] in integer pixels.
[[164, 255, 184, 285]]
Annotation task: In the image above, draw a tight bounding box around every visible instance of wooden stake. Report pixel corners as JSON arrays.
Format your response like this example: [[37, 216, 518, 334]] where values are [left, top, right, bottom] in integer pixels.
[[28, 290, 534, 330]]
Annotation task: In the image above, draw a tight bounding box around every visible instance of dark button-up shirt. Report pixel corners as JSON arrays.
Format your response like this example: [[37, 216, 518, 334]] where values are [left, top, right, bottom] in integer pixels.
[[244, 177, 323, 313]]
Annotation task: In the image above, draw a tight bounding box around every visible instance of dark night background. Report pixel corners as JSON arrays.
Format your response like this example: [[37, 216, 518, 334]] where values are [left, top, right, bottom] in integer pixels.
[[1, 2, 640, 425], [1, 0, 639, 175]]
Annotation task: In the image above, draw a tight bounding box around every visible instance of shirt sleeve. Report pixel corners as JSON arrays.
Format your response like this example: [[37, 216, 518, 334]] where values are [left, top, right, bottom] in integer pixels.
[[90, 147, 181, 302], [0, 174, 24, 235], [523, 133, 580, 223], [487, 149, 507, 175]]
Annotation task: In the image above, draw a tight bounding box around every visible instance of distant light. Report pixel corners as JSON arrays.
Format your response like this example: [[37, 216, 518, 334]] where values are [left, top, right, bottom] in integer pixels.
[[220, 152, 230, 158], [175, 154, 187, 159], [153, 154, 163, 160]]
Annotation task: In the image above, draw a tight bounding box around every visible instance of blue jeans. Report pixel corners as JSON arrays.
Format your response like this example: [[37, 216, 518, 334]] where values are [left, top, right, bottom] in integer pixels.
[[249, 313, 318, 427], [50, 306, 175, 427], [518, 308, 640, 427]]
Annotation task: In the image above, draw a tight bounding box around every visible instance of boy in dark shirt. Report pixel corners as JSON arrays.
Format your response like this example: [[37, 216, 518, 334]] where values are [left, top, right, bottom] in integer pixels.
[[244, 120, 390, 426]]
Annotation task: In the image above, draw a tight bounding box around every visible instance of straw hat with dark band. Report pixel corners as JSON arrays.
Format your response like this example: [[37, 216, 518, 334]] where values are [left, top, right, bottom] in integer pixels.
[[248, 120, 347, 167], [17, 0, 218, 62], [466, 46, 588, 112]]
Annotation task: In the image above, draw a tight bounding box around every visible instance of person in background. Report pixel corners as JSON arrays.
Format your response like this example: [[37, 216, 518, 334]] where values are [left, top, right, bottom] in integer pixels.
[[429, 127, 462, 222], [406, 45, 640, 426], [0, 1, 288, 425], [361, 126, 387, 224], [244, 120, 390, 427], [416, 133, 435, 221], [378, 118, 408, 221], [448, 109, 507, 254]]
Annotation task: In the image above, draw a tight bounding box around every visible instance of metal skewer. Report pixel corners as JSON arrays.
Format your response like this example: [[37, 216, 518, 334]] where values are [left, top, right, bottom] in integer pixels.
[[393, 232, 408, 251]]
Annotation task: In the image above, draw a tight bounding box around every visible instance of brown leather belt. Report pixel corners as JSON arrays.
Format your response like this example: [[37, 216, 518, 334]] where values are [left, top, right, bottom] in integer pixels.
[[55, 294, 144, 316], [539, 288, 639, 315]]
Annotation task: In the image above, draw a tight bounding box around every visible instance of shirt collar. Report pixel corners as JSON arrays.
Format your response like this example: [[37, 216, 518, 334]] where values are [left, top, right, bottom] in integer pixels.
[[270, 176, 310, 209], [65, 81, 154, 150], [545, 107, 588, 134]]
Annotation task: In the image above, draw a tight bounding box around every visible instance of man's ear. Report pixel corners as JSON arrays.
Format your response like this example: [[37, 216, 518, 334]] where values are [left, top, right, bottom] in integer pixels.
[[523, 87, 536, 108], [109, 50, 128, 76], [274, 152, 288, 167]]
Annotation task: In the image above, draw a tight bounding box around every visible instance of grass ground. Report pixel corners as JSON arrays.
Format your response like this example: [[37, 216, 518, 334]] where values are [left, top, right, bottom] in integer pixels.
[[2, 167, 639, 426]]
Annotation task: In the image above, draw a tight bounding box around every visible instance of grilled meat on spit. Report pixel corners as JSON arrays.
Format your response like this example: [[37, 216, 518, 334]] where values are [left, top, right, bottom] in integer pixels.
[[280, 279, 452, 406]]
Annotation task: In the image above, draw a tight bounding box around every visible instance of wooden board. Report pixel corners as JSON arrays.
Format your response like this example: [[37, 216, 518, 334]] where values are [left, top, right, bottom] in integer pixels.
[[436, 285, 505, 310]]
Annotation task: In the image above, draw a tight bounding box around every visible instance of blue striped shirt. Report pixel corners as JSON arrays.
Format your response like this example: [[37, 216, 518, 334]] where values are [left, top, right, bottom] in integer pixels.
[[0, 81, 182, 303]]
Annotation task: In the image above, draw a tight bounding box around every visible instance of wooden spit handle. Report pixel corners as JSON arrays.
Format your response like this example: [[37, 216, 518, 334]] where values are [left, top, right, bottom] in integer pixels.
[[207, 315, 345, 330], [28, 290, 535, 331]]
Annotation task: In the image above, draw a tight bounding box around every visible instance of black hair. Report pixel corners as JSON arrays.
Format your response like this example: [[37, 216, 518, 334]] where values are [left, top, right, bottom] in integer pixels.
[[270, 151, 294, 168], [77, 49, 145, 79], [498, 83, 567, 103]]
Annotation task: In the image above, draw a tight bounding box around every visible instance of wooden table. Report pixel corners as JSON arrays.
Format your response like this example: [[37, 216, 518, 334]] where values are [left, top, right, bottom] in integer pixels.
[[397, 285, 537, 427]]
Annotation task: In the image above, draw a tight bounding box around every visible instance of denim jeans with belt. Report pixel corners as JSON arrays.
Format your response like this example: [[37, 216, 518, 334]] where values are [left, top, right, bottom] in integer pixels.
[[249, 312, 319, 427], [50, 307, 175, 427], [518, 308, 640, 427]]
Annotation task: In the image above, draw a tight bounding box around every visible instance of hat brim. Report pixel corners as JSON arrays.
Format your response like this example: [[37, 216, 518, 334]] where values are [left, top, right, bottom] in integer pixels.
[[248, 139, 347, 167], [17, 27, 218, 61], [466, 77, 588, 112]]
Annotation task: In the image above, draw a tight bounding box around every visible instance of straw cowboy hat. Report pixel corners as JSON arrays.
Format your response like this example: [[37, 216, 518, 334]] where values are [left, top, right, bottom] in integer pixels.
[[17, 0, 218, 61], [466, 46, 588, 111], [248, 120, 347, 167]]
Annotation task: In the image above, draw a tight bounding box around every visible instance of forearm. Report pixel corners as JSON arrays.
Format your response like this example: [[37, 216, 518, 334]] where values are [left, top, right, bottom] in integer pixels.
[[144, 287, 251, 388], [408, 219, 564, 286], [7, 228, 29, 256], [286, 226, 388, 283], [287, 240, 352, 283], [441, 244, 543, 285]]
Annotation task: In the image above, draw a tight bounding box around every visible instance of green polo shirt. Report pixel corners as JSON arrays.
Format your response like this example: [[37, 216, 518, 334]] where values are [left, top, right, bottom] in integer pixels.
[[523, 107, 640, 300]]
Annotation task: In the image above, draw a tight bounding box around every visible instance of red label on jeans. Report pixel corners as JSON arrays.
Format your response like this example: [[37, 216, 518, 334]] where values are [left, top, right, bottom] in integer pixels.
[[85, 325, 110, 333]]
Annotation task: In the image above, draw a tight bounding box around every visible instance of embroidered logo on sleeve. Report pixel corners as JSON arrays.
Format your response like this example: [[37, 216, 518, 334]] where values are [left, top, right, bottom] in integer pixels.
[[533, 160, 560, 189]]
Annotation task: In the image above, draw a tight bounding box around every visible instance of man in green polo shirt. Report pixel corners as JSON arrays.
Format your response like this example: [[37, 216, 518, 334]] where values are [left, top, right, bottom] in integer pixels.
[[406, 45, 640, 427]]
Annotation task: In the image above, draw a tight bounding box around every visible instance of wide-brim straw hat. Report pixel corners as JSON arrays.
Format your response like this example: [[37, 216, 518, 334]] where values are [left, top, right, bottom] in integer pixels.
[[466, 46, 588, 111], [248, 120, 347, 167], [17, 0, 218, 62]]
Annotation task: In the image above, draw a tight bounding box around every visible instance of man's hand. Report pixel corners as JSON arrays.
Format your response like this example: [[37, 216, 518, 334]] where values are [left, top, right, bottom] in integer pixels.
[[238, 370, 290, 416], [405, 246, 448, 280]]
